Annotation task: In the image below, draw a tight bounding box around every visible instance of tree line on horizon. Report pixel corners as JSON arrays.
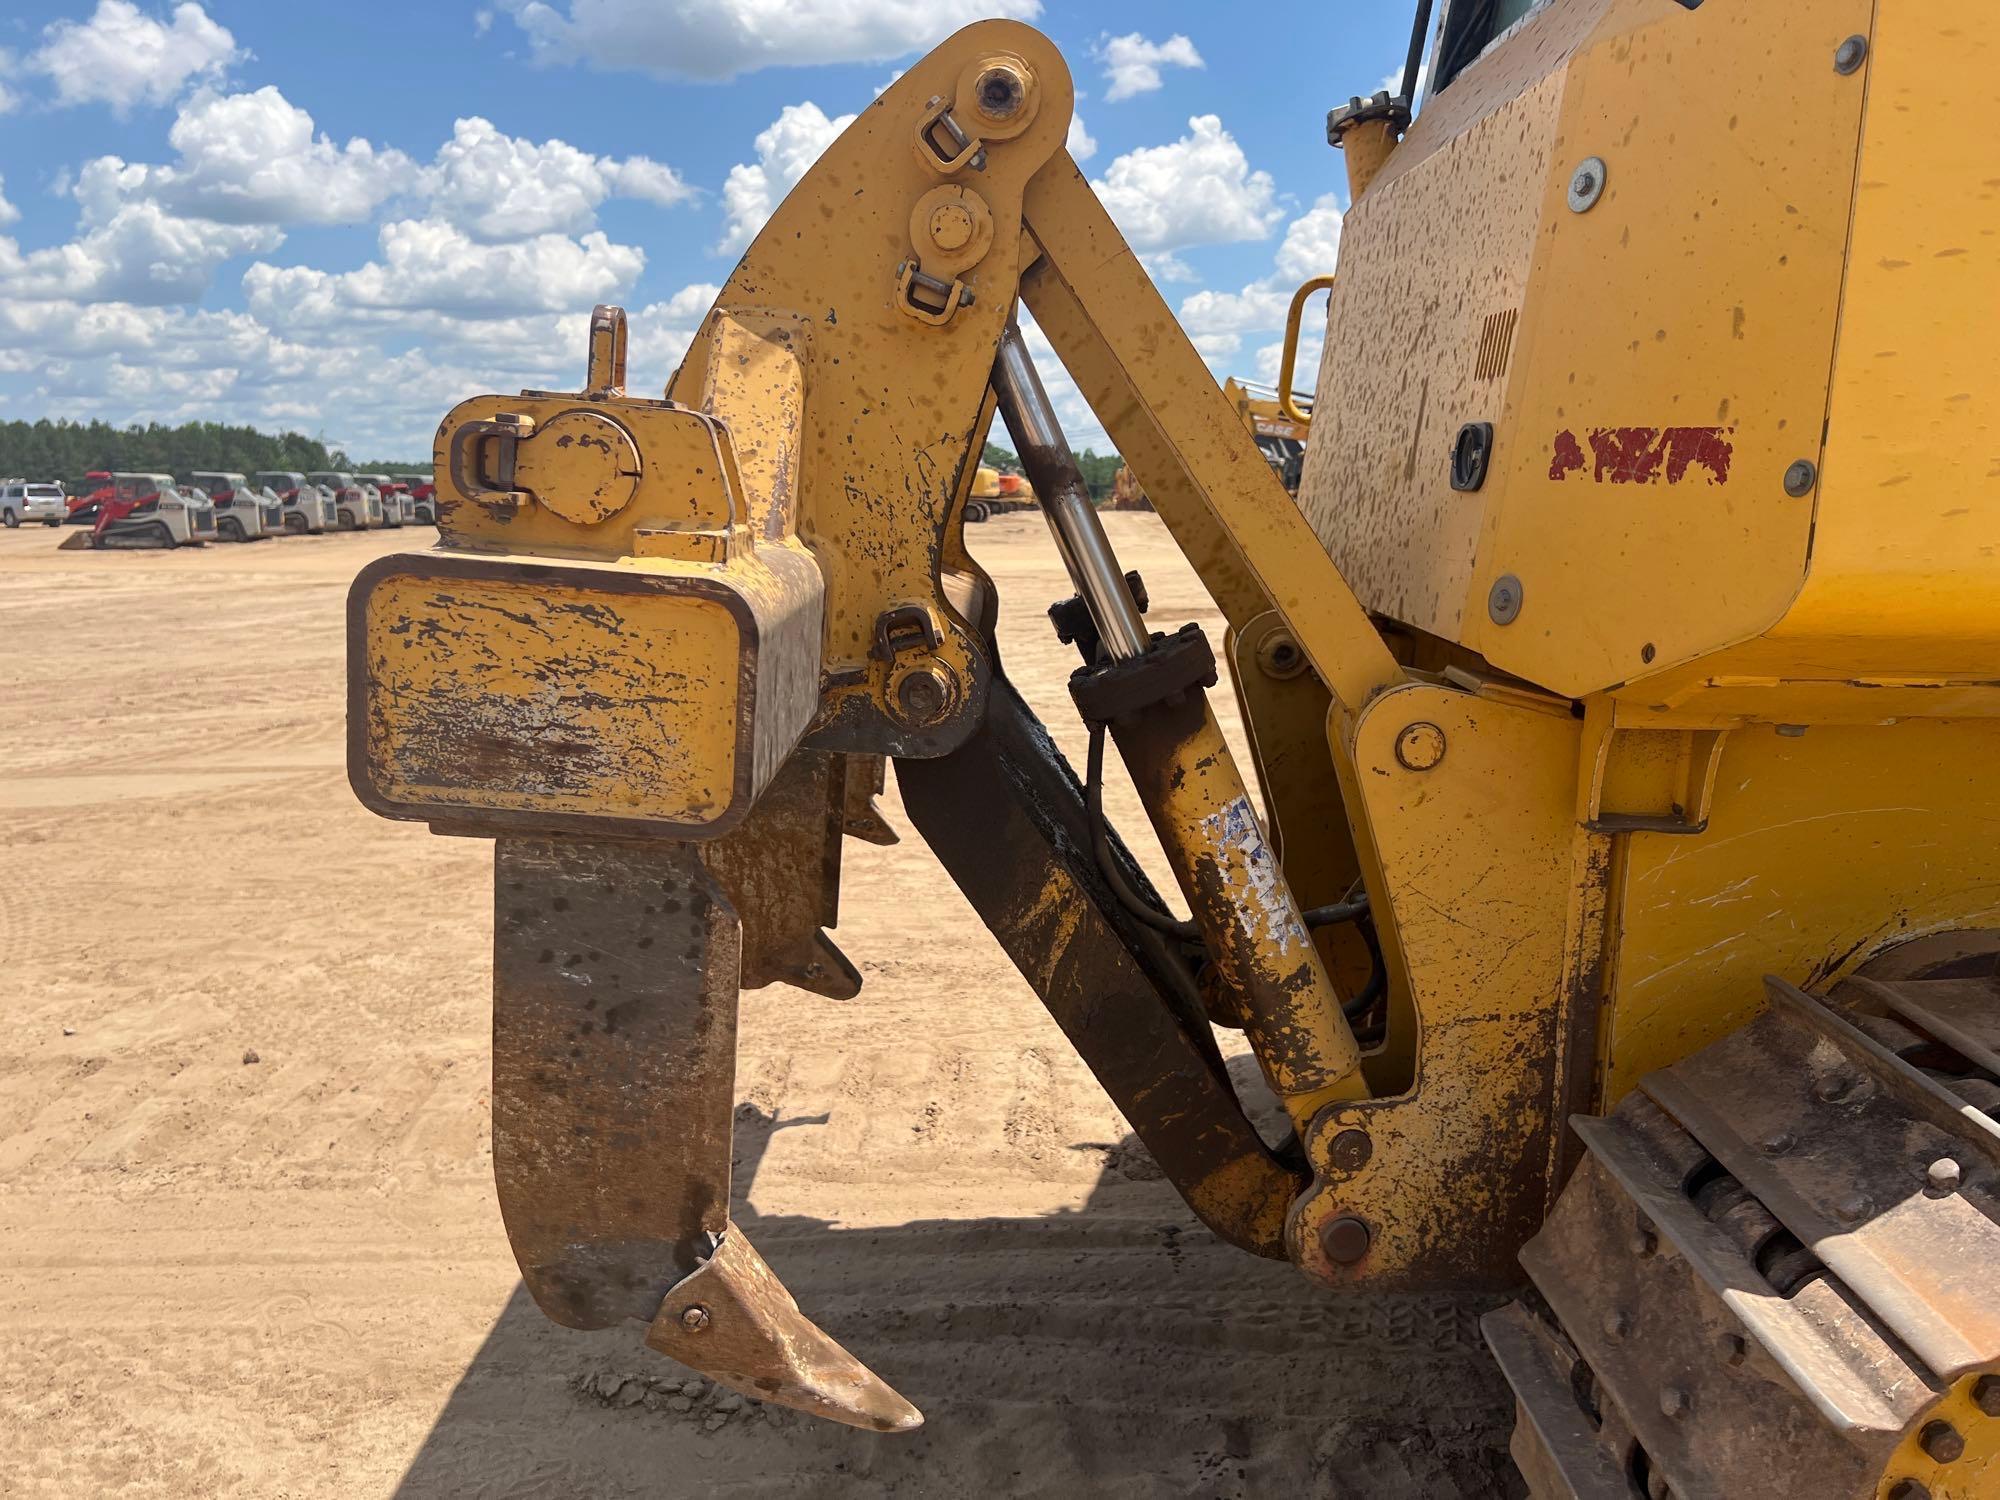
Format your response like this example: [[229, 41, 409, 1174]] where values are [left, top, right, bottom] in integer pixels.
[[0, 418, 425, 493], [0, 419, 1119, 502], [982, 440, 1121, 501]]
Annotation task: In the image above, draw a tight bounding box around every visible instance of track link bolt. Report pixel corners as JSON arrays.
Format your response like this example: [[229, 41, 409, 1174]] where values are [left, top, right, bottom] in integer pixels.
[[1760, 1130, 1796, 1155], [1926, 1157, 1961, 1196], [1974, 1374, 2000, 1417], [1813, 1069, 1864, 1104], [1888, 1483, 1931, 1500], [1632, 1215, 1658, 1259], [1920, 1420, 1965, 1464], [1319, 1215, 1371, 1265], [679, 1304, 711, 1332], [1659, 1386, 1691, 1419], [1603, 1310, 1631, 1340]]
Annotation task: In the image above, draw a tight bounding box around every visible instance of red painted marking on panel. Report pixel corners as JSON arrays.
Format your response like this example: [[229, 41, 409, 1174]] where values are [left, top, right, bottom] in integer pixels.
[[1589, 427, 1668, 484], [1549, 430, 1586, 481], [1660, 426, 1733, 484], [1549, 426, 1734, 485]]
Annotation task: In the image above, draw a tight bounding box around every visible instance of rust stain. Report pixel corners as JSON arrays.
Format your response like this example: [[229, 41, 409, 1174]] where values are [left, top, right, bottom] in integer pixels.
[[1549, 426, 1734, 486]]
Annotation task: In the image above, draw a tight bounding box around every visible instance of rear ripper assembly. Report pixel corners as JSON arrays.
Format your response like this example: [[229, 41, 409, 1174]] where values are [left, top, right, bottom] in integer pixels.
[[346, 10, 2000, 1491]]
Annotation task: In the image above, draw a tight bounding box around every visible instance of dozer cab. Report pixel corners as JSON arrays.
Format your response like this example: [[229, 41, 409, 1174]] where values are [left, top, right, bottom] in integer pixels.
[[348, 6, 2000, 1494]]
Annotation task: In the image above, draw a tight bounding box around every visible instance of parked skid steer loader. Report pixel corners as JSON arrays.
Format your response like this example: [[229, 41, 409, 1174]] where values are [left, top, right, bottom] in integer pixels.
[[347, 6, 2000, 1494]]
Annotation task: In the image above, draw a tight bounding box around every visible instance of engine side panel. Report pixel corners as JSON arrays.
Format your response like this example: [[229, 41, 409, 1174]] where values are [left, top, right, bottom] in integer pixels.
[[1303, 0, 1872, 698]]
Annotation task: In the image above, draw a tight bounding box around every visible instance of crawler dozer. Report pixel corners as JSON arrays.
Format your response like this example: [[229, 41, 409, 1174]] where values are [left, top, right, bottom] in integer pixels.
[[348, 4, 2000, 1493]]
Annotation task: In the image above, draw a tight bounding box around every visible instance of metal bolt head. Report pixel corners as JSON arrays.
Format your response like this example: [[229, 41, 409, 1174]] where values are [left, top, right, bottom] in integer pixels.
[[1488, 573, 1524, 625], [1320, 1214, 1372, 1265], [1834, 35, 1869, 75], [1394, 721, 1447, 772], [1255, 629, 1308, 680], [971, 63, 1028, 122], [1813, 1068, 1862, 1104], [1926, 1157, 1962, 1196], [1888, 1483, 1932, 1500], [1972, 1374, 2000, 1416], [1783, 458, 1818, 496], [1328, 1129, 1373, 1172], [1834, 1190, 1873, 1224], [1761, 1129, 1797, 1156], [1603, 1309, 1632, 1340], [1659, 1385, 1691, 1419], [928, 202, 974, 252], [1919, 1419, 1965, 1464], [893, 664, 958, 727], [679, 1304, 711, 1332], [1567, 156, 1607, 213]]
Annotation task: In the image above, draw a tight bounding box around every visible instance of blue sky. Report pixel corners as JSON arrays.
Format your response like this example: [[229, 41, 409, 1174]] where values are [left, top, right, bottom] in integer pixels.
[[0, 0, 1412, 456]]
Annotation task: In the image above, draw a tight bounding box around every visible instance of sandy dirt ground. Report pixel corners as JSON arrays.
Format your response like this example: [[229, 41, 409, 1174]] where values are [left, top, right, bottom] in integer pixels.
[[0, 513, 1517, 1498]]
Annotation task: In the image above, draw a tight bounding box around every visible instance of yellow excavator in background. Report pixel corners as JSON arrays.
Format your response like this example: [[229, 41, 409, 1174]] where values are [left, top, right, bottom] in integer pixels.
[[348, 4, 2000, 1494], [964, 460, 1037, 523], [1118, 375, 1317, 507]]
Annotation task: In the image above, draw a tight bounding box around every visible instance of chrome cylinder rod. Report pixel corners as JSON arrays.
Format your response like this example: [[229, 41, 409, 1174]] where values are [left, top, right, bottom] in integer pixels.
[[990, 319, 1151, 660]]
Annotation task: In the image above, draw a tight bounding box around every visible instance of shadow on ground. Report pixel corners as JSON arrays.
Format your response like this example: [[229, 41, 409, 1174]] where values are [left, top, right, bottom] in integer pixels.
[[391, 1068, 1523, 1499]]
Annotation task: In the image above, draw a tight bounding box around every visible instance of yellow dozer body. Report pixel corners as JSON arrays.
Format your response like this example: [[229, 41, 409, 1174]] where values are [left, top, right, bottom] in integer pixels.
[[347, 5, 2000, 1493]]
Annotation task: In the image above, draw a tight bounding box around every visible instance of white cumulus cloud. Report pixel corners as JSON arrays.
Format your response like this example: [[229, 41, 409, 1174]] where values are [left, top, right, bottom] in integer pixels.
[[716, 101, 855, 256], [1092, 116, 1282, 253], [1274, 193, 1343, 280], [1066, 113, 1097, 162], [1172, 195, 1344, 392], [72, 87, 415, 227], [31, 1, 240, 114], [425, 116, 695, 242], [0, 177, 19, 229], [1097, 32, 1203, 103], [61, 88, 697, 250], [1178, 196, 1344, 341], [502, 0, 1041, 81], [245, 218, 644, 322], [0, 202, 279, 305]]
